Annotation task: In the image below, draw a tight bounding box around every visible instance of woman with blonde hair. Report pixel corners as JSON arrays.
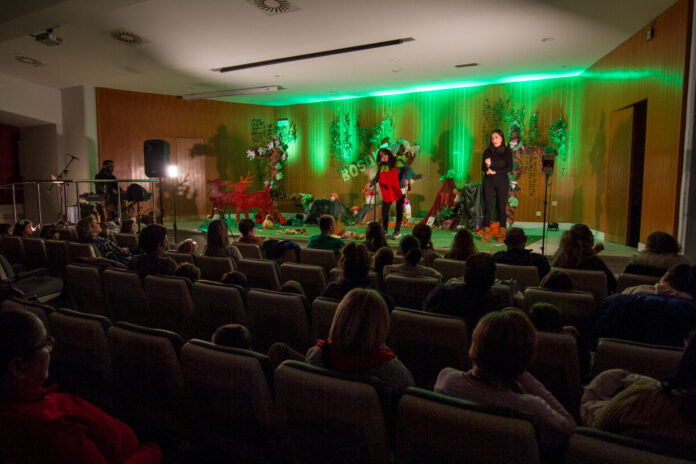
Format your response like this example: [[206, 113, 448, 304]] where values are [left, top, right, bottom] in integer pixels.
[[204, 218, 242, 264]]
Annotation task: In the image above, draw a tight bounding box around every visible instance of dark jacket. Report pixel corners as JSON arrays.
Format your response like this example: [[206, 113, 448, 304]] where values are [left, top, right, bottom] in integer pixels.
[[494, 248, 550, 279], [481, 146, 513, 178], [423, 283, 502, 332]]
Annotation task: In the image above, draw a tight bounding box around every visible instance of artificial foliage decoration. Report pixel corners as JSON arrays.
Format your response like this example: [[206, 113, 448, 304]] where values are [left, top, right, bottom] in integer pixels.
[[439, 168, 457, 182], [434, 205, 454, 227], [247, 118, 296, 192], [548, 117, 568, 176], [527, 112, 540, 148], [330, 113, 358, 169], [330, 114, 394, 174]]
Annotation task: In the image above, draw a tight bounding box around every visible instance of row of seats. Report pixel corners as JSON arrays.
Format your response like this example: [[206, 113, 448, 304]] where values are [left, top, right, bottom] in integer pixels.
[[1, 297, 688, 463]]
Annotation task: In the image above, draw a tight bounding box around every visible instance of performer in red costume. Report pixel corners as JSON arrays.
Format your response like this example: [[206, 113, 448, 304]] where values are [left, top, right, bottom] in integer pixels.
[[370, 148, 404, 239]]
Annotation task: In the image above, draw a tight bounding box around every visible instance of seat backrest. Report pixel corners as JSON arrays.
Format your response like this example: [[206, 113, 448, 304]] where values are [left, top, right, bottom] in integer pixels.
[[65, 263, 109, 318], [388, 308, 470, 388], [57, 227, 77, 241], [495, 263, 540, 291], [238, 258, 281, 291], [431, 258, 467, 283], [616, 273, 661, 293], [280, 263, 327, 303], [233, 242, 264, 259], [48, 308, 113, 409], [180, 339, 274, 453], [163, 251, 196, 265], [191, 280, 247, 340], [395, 388, 540, 464], [491, 283, 514, 307], [275, 360, 390, 464], [246, 288, 309, 353], [45, 239, 70, 277], [329, 268, 380, 290], [114, 233, 139, 251], [385, 274, 441, 309], [195, 255, 235, 281], [591, 338, 684, 380], [565, 427, 695, 464], [310, 297, 340, 342], [22, 237, 48, 270], [551, 267, 608, 303], [528, 332, 582, 418], [1, 235, 24, 264], [68, 241, 97, 260], [103, 268, 148, 325], [300, 248, 337, 275], [107, 322, 183, 440], [523, 287, 596, 331], [1, 297, 53, 333], [144, 275, 197, 340]]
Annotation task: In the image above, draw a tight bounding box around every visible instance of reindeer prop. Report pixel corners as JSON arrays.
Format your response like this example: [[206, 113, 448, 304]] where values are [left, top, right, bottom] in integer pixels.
[[207, 173, 274, 221]]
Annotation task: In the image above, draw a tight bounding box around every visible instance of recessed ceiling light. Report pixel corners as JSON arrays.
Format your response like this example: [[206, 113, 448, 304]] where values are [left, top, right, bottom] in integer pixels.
[[392, 68, 402, 73], [389, 58, 400, 63], [541, 37, 554, 42], [274, 74, 282, 78], [14, 55, 42, 67]]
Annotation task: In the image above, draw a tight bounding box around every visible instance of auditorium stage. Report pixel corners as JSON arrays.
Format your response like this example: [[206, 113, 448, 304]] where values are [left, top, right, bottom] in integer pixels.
[[160, 217, 638, 275]]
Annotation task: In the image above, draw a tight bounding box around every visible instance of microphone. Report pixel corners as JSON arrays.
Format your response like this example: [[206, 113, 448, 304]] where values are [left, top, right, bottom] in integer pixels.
[[68, 153, 79, 160]]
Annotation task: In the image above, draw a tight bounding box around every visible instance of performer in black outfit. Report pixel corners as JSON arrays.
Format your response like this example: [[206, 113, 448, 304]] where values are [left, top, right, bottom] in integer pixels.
[[481, 129, 513, 242]]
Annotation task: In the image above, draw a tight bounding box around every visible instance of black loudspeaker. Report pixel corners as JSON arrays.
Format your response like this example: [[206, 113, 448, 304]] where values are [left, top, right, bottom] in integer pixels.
[[144, 139, 170, 178]]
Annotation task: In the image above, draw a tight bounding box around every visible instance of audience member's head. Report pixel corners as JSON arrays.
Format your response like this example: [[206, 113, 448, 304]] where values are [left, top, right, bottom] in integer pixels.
[[206, 219, 230, 255], [120, 219, 136, 234], [138, 224, 168, 256], [12, 219, 33, 238], [449, 228, 477, 260], [646, 231, 681, 255], [399, 235, 422, 266], [373, 246, 394, 277], [469, 308, 536, 388], [365, 221, 388, 252], [339, 242, 371, 286], [0, 223, 11, 236], [39, 224, 58, 240], [504, 227, 528, 250], [661, 264, 696, 299], [329, 288, 389, 356], [318, 215, 336, 235], [75, 216, 99, 241], [412, 223, 434, 250], [464, 253, 496, 291], [212, 324, 252, 350], [528, 302, 563, 333], [176, 238, 197, 254], [553, 224, 594, 268], [175, 262, 201, 283], [279, 280, 305, 298], [540, 269, 574, 291], [221, 270, 249, 289], [98, 222, 110, 239], [238, 218, 256, 237]]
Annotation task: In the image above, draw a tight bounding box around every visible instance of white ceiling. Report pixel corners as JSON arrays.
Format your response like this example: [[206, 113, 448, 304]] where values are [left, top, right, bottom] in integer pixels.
[[0, 0, 678, 106]]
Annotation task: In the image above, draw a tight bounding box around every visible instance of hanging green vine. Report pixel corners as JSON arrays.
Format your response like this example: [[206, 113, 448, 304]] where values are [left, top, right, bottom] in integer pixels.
[[329, 114, 394, 174], [548, 117, 568, 176], [527, 112, 540, 147], [247, 118, 296, 192]]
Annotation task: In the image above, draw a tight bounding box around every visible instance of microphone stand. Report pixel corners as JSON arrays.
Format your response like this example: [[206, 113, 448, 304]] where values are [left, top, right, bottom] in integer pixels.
[[49, 155, 78, 223]]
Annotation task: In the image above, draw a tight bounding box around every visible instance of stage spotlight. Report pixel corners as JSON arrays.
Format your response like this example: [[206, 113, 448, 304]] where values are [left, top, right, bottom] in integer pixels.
[[167, 165, 178, 178]]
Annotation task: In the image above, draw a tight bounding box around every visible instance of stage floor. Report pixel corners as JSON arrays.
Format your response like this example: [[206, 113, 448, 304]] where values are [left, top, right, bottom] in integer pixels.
[[163, 217, 638, 275]]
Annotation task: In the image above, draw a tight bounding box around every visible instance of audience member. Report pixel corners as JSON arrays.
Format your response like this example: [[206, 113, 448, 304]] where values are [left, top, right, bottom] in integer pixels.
[[279, 280, 306, 298], [176, 238, 197, 254], [0, 223, 11, 236], [624, 231, 690, 277], [365, 221, 388, 253], [411, 223, 441, 267], [174, 262, 201, 283], [372, 246, 394, 291], [212, 324, 252, 350], [128, 224, 177, 279], [221, 271, 249, 289], [622, 264, 696, 299], [581, 332, 696, 453], [12, 219, 33, 238], [540, 269, 574, 291], [120, 219, 136, 234], [423, 253, 502, 330], [76, 216, 132, 265], [204, 219, 242, 264], [383, 235, 442, 280], [435, 309, 575, 453], [444, 228, 477, 261], [493, 227, 550, 279], [307, 215, 345, 254], [237, 218, 262, 245], [38, 224, 58, 240], [528, 302, 580, 336], [552, 224, 616, 294], [0, 309, 162, 463]]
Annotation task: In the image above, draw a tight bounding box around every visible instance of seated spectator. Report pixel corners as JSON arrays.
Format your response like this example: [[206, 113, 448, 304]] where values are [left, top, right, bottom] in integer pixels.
[[411, 223, 441, 267], [365, 221, 388, 253], [372, 246, 394, 291], [622, 264, 696, 299], [221, 271, 249, 289], [581, 332, 696, 454], [307, 215, 345, 254], [423, 253, 502, 330], [0, 309, 162, 463], [493, 227, 550, 279], [552, 224, 617, 294], [624, 231, 690, 277], [176, 238, 197, 254], [39, 224, 58, 240], [237, 218, 262, 245], [204, 219, 242, 264], [280, 280, 306, 298], [174, 262, 201, 283], [322, 243, 395, 311], [120, 219, 136, 234], [212, 324, 252, 350], [383, 235, 442, 280], [76, 216, 132, 265], [12, 219, 33, 238], [435, 309, 575, 453], [540, 269, 574, 291], [128, 224, 177, 279], [444, 228, 477, 261], [0, 223, 11, 236], [306, 288, 414, 391]]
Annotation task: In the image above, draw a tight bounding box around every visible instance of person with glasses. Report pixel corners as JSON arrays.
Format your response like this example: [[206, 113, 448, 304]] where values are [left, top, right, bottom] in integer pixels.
[[0, 310, 162, 463]]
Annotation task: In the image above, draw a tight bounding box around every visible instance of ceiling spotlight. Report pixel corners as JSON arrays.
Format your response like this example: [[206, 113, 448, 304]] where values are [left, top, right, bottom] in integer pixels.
[[32, 28, 63, 46], [14, 55, 43, 67]]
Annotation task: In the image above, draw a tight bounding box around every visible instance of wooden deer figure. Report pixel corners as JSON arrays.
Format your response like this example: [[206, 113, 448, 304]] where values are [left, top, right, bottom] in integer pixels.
[[224, 172, 274, 222], [207, 178, 235, 219]]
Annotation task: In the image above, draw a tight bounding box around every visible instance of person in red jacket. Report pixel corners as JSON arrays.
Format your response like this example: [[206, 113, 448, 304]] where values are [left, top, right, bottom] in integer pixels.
[[369, 148, 404, 239], [0, 309, 162, 464]]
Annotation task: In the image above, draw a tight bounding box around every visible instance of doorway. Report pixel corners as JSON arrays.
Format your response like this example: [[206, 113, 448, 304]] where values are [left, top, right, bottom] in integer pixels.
[[627, 100, 647, 248]]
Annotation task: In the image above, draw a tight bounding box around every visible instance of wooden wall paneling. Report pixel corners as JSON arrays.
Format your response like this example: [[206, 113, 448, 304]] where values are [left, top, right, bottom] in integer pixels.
[[605, 106, 633, 243]]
